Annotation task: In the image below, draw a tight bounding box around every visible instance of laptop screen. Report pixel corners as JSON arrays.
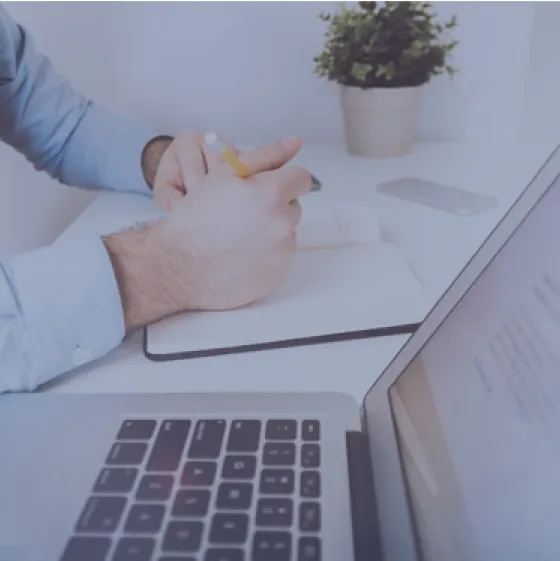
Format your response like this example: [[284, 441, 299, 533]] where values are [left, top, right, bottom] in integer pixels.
[[388, 172, 560, 561]]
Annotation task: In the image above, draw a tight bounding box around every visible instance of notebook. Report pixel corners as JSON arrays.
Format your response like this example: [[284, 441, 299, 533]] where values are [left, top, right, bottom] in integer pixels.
[[59, 191, 432, 359]]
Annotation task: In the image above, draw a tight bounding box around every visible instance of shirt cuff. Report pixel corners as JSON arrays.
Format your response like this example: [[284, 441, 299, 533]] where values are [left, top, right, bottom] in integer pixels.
[[59, 103, 156, 197], [9, 234, 125, 390]]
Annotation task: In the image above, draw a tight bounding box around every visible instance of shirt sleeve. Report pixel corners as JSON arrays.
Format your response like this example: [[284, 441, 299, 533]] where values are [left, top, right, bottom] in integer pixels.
[[0, 5, 155, 195], [0, 236, 126, 393]]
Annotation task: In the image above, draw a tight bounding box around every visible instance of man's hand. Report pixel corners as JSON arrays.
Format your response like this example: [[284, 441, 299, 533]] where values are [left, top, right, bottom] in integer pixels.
[[141, 135, 174, 194], [144, 130, 303, 212], [105, 137, 311, 330]]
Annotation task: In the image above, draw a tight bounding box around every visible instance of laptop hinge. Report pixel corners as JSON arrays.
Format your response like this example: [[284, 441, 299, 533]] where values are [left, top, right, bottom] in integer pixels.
[[346, 430, 383, 561]]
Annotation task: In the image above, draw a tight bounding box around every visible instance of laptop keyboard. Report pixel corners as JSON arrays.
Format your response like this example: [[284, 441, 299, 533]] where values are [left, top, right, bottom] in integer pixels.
[[60, 418, 322, 561]]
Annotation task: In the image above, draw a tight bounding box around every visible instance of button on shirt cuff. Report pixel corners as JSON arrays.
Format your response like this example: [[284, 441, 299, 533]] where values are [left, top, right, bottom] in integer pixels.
[[6, 235, 125, 391]]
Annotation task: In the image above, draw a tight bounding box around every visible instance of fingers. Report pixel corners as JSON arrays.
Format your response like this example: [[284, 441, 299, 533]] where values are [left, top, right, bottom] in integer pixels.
[[200, 136, 224, 171], [270, 200, 301, 249], [236, 136, 302, 176], [257, 166, 313, 204], [175, 132, 207, 191], [287, 199, 302, 230]]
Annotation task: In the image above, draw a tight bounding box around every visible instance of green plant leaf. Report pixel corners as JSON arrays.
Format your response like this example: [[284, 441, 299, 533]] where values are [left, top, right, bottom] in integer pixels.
[[351, 62, 372, 82], [313, 0, 459, 88]]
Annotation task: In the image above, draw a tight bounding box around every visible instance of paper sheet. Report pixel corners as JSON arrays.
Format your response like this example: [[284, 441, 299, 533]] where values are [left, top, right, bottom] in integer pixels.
[[297, 193, 382, 250], [146, 241, 430, 355]]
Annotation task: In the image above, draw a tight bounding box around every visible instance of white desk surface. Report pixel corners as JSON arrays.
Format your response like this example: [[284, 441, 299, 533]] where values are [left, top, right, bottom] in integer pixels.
[[43, 139, 544, 401]]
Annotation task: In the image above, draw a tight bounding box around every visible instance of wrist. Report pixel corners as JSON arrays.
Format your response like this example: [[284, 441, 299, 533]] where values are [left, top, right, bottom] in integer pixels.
[[103, 224, 189, 330], [141, 135, 174, 190]]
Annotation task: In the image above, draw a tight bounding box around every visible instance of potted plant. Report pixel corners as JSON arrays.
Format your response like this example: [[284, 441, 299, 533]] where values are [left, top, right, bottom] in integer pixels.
[[314, 1, 458, 158]]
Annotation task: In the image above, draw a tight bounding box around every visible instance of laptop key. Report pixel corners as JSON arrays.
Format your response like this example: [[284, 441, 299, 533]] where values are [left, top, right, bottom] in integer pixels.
[[209, 513, 249, 544], [159, 558, 196, 561], [262, 443, 295, 466], [112, 537, 155, 561], [136, 474, 174, 501], [216, 482, 253, 509], [227, 420, 261, 452], [146, 420, 191, 472], [221, 455, 256, 479], [205, 548, 244, 561], [252, 531, 291, 561], [172, 489, 211, 517], [124, 504, 165, 533], [299, 502, 321, 532], [256, 498, 293, 526], [301, 420, 320, 442], [106, 442, 147, 466], [76, 496, 127, 533], [163, 521, 203, 552], [300, 471, 321, 498], [60, 536, 111, 561], [94, 467, 137, 493], [301, 444, 320, 468], [181, 461, 217, 486], [117, 420, 157, 440], [188, 420, 226, 458], [265, 420, 297, 440], [259, 469, 294, 494], [298, 537, 321, 561]]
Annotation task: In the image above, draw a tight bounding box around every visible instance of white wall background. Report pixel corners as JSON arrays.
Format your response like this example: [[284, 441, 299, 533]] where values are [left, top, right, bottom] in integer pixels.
[[0, 1, 539, 253], [521, 2, 560, 161]]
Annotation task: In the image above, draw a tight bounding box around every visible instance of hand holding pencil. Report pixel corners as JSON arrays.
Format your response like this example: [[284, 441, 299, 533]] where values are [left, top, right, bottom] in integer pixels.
[[107, 129, 312, 330], [204, 132, 252, 178], [153, 131, 313, 311], [204, 132, 321, 191], [151, 130, 305, 210]]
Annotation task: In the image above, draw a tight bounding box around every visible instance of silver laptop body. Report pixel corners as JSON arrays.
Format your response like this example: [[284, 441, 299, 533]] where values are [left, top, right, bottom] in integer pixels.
[[2, 142, 560, 561]]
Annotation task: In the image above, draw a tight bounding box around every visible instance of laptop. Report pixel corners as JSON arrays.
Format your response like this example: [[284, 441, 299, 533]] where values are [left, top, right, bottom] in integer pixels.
[[2, 141, 560, 561]]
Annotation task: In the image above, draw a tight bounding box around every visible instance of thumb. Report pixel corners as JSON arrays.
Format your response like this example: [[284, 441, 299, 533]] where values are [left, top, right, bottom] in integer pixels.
[[239, 136, 302, 175], [175, 132, 207, 191]]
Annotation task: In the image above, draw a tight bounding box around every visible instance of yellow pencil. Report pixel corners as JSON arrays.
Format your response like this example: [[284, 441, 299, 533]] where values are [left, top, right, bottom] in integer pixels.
[[204, 132, 252, 178]]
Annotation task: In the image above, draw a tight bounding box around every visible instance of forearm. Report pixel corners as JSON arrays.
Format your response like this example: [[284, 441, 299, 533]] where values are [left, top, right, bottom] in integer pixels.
[[54, 105, 156, 194], [0, 7, 167, 195], [103, 222, 190, 330], [0, 222, 190, 393], [0, 236, 125, 393], [56, 112, 173, 194]]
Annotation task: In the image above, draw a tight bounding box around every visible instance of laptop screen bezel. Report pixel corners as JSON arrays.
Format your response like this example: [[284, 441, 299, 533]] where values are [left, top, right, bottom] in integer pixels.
[[360, 141, 560, 561]]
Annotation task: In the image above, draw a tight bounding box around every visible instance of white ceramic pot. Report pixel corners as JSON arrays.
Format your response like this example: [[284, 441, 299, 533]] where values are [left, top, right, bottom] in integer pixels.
[[340, 84, 424, 158]]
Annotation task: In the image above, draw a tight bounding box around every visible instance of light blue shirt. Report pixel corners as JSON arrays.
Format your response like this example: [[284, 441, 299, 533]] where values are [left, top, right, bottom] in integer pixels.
[[0, 5, 156, 392]]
